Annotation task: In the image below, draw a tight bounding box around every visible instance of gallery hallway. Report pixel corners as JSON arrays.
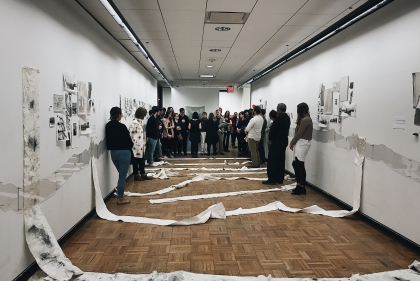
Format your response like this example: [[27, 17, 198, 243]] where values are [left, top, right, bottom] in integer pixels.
[[58, 150, 419, 279]]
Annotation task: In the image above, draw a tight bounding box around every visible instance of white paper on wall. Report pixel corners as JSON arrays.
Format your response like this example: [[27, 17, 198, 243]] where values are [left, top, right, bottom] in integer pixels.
[[332, 92, 340, 116], [77, 81, 88, 115], [63, 72, 77, 93], [71, 119, 79, 148], [64, 92, 73, 147], [87, 82, 92, 115], [324, 88, 333, 115], [340, 76, 349, 101], [393, 116, 406, 129], [53, 94, 65, 112], [333, 81, 340, 92], [413, 72, 420, 109]]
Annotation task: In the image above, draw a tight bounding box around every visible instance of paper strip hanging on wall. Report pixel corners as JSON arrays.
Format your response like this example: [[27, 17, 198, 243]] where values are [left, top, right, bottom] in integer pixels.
[[23, 67, 83, 280], [413, 72, 420, 109], [77, 81, 88, 115], [340, 76, 349, 101], [324, 88, 333, 115], [53, 94, 66, 112], [332, 92, 340, 116], [63, 72, 77, 93]]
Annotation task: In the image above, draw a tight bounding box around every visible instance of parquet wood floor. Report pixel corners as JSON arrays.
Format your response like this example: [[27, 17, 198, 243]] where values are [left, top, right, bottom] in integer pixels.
[[61, 150, 419, 278]]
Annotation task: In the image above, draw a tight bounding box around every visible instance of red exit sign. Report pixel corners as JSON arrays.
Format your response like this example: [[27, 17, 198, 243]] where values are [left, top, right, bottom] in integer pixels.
[[227, 86, 234, 93]]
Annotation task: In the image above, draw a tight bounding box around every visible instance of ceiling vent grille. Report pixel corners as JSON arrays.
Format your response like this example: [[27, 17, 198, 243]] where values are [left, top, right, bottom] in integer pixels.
[[205, 12, 250, 24]]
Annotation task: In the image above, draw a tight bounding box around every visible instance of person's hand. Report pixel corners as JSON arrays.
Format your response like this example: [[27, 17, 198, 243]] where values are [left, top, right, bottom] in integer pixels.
[[289, 143, 294, 150], [218, 129, 221, 133], [182, 119, 185, 123], [159, 125, 162, 130]]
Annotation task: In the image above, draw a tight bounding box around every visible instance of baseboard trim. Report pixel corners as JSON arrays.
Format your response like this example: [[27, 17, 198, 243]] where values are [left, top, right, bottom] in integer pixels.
[[12, 174, 131, 281], [285, 170, 420, 255]]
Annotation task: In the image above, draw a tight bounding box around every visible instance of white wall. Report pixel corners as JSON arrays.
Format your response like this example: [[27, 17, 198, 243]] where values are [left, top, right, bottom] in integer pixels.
[[242, 86, 251, 110], [162, 87, 171, 109], [170, 88, 219, 114], [252, 0, 420, 245], [219, 90, 243, 114], [0, 0, 157, 280]]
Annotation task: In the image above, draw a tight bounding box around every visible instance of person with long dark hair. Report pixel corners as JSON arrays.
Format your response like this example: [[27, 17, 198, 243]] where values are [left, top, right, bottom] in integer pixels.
[[173, 113, 182, 156], [162, 110, 174, 158], [236, 111, 249, 156], [205, 112, 219, 157], [188, 112, 202, 158], [223, 110, 232, 152], [179, 108, 190, 156], [105, 107, 133, 205], [129, 107, 153, 182], [289, 102, 313, 195]]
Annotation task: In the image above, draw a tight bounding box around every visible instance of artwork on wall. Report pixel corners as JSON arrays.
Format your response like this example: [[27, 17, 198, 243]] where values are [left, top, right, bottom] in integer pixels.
[[120, 95, 153, 122], [324, 88, 333, 115], [340, 76, 349, 101], [333, 81, 340, 92], [64, 92, 72, 146], [63, 72, 77, 93], [56, 113, 69, 142], [332, 92, 340, 116], [412, 73, 420, 127], [185, 106, 205, 119], [71, 95, 77, 116], [53, 94, 66, 112], [87, 82, 92, 115], [79, 120, 91, 135], [71, 120, 79, 148], [49, 117, 55, 128], [78, 81, 88, 115]]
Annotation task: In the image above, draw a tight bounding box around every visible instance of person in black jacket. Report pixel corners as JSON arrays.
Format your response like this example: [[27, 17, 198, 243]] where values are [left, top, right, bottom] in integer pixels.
[[145, 106, 160, 166], [179, 108, 190, 156], [258, 109, 267, 164], [263, 103, 291, 185], [105, 107, 133, 205], [236, 111, 249, 156], [205, 112, 219, 157]]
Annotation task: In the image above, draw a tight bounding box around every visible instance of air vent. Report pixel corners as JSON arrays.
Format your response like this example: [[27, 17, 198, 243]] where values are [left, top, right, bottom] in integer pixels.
[[205, 12, 250, 24]]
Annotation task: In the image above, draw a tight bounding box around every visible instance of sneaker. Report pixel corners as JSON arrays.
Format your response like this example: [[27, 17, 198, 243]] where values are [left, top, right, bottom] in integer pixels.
[[151, 162, 159, 167], [145, 162, 150, 166], [117, 197, 130, 205]]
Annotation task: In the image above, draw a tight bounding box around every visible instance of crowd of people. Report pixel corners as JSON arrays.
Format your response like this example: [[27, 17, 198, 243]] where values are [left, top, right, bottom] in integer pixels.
[[105, 103, 313, 205]]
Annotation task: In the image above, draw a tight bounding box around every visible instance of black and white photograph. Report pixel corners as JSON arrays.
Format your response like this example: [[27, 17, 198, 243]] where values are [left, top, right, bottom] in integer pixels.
[[78, 81, 88, 115], [56, 114, 68, 142], [63, 72, 77, 93], [53, 94, 66, 112]]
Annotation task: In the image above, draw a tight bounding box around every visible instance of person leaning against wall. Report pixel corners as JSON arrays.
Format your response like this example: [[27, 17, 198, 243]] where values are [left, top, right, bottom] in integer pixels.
[[263, 103, 291, 185], [129, 107, 154, 182], [289, 102, 313, 195], [105, 107, 133, 205], [245, 106, 264, 168]]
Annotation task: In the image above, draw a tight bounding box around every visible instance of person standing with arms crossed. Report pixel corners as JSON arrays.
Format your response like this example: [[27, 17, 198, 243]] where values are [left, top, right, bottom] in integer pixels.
[[245, 106, 264, 168]]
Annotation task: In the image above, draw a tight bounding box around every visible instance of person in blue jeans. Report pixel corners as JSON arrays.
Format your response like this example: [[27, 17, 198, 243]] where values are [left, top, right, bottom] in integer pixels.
[[145, 106, 160, 166], [105, 107, 133, 205]]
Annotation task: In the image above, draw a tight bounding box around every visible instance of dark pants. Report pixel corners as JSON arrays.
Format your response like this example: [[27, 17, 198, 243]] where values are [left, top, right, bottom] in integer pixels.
[[132, 157, 145, 175], [174, 135, 182, 154], [207, 141, 217, 156], [231, 130, 237, 146], [181, 131, 188, 154], [191, 140, 199, 156], [162, 137, 173, 156], [258, 135, 266, 163], [267, 140, 287, 183], [223, 132, 231, 150], [292, 157, 307, 185], [237, 134, 246, 154]]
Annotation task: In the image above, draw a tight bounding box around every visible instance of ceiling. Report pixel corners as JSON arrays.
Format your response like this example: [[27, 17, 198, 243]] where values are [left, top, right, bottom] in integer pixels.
[[77, 0, 367, 88]]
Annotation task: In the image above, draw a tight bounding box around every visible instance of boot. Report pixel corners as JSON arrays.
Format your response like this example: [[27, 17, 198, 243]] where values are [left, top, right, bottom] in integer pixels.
[[134, 174, 145, 181], [141, 174, 153, 180], [291, 185, 306, 195]]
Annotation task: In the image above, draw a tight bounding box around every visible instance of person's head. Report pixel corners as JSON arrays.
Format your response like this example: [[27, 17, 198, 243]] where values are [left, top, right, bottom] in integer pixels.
[[167, 107, 173, 113], [152, 106, 160, 116], [209, 112, 215, 120], [216, 109, 220, 118], [135, 107, 147, 120], [269, 110, 277, 121], [234, 112, 238, 117], [164, 110, 172, 119], [261, 109, 266, 116], [244, 110, 249, 118], [192, 112, 199, 119], [224, 110, 230, 118], [219, 107, 222, 113], [174, 113, 179, 120], [162, 107, 166, 113], [296, 102, 310, 124], [202, 112, 207, 119], [179, 108, 185, 116], [239, 111, 244, 119], [254, 106, 261, 115], [277, 103, 287, 114], [110, 107, 122, 121], [148, 109, 153, 116]]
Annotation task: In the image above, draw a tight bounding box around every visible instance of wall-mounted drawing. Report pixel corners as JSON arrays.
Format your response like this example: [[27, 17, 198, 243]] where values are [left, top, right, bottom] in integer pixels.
[[53, 94, 65, 112], [64, 92, 72, 147], [56, 114, 69, 142], [318, 115, 329, 128], [87, 82, 92, 115], [78, 81, 88, 115], [71, 120, 79, 148], [413, 72, 420, 109], [324, 89, 333, 115], [340, 76, 349, 101], [49, 117, 55, 128], [341, 101, 357, 117], [333, 81, 340, 92], [333, 92, 340, 116], [63, 72, 77, 93], [80, 121, 91, 135]]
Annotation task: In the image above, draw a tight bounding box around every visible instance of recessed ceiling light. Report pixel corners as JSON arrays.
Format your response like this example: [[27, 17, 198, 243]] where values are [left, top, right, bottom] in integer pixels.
[[215, 27, 230, 31], [207, 65, 214, 68], [199, 74, 215, 78], [209, 49, 221, 52]]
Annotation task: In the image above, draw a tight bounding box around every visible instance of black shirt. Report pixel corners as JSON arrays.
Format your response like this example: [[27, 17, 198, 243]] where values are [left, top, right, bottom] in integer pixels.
[[146, 115, 159, 140], [105, 120, 133, 150], [237, 118, 249, 134], [200, 118, 207, 132], [179, 114, 190, 132], [269, 113, 291, 142]]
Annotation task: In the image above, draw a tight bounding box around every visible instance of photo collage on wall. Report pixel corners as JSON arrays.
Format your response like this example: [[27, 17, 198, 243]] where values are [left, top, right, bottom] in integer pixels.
[[52, 72, 94, 147], [317, 75, 357, 128], [119, 95, 153, 127]]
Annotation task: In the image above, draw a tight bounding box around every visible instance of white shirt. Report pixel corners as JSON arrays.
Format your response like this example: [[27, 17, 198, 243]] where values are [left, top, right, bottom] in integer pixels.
[[245, 115, 264, 141]]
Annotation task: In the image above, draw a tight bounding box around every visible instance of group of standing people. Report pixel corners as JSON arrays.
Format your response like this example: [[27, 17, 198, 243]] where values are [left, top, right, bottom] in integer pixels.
[[105, 102, 313, 204]]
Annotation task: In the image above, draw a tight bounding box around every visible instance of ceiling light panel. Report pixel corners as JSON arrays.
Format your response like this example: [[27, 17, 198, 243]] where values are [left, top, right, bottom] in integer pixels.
[[159, 0, 206, 11], [203, 24, 242, 41], [206, 0, 258, 13]]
